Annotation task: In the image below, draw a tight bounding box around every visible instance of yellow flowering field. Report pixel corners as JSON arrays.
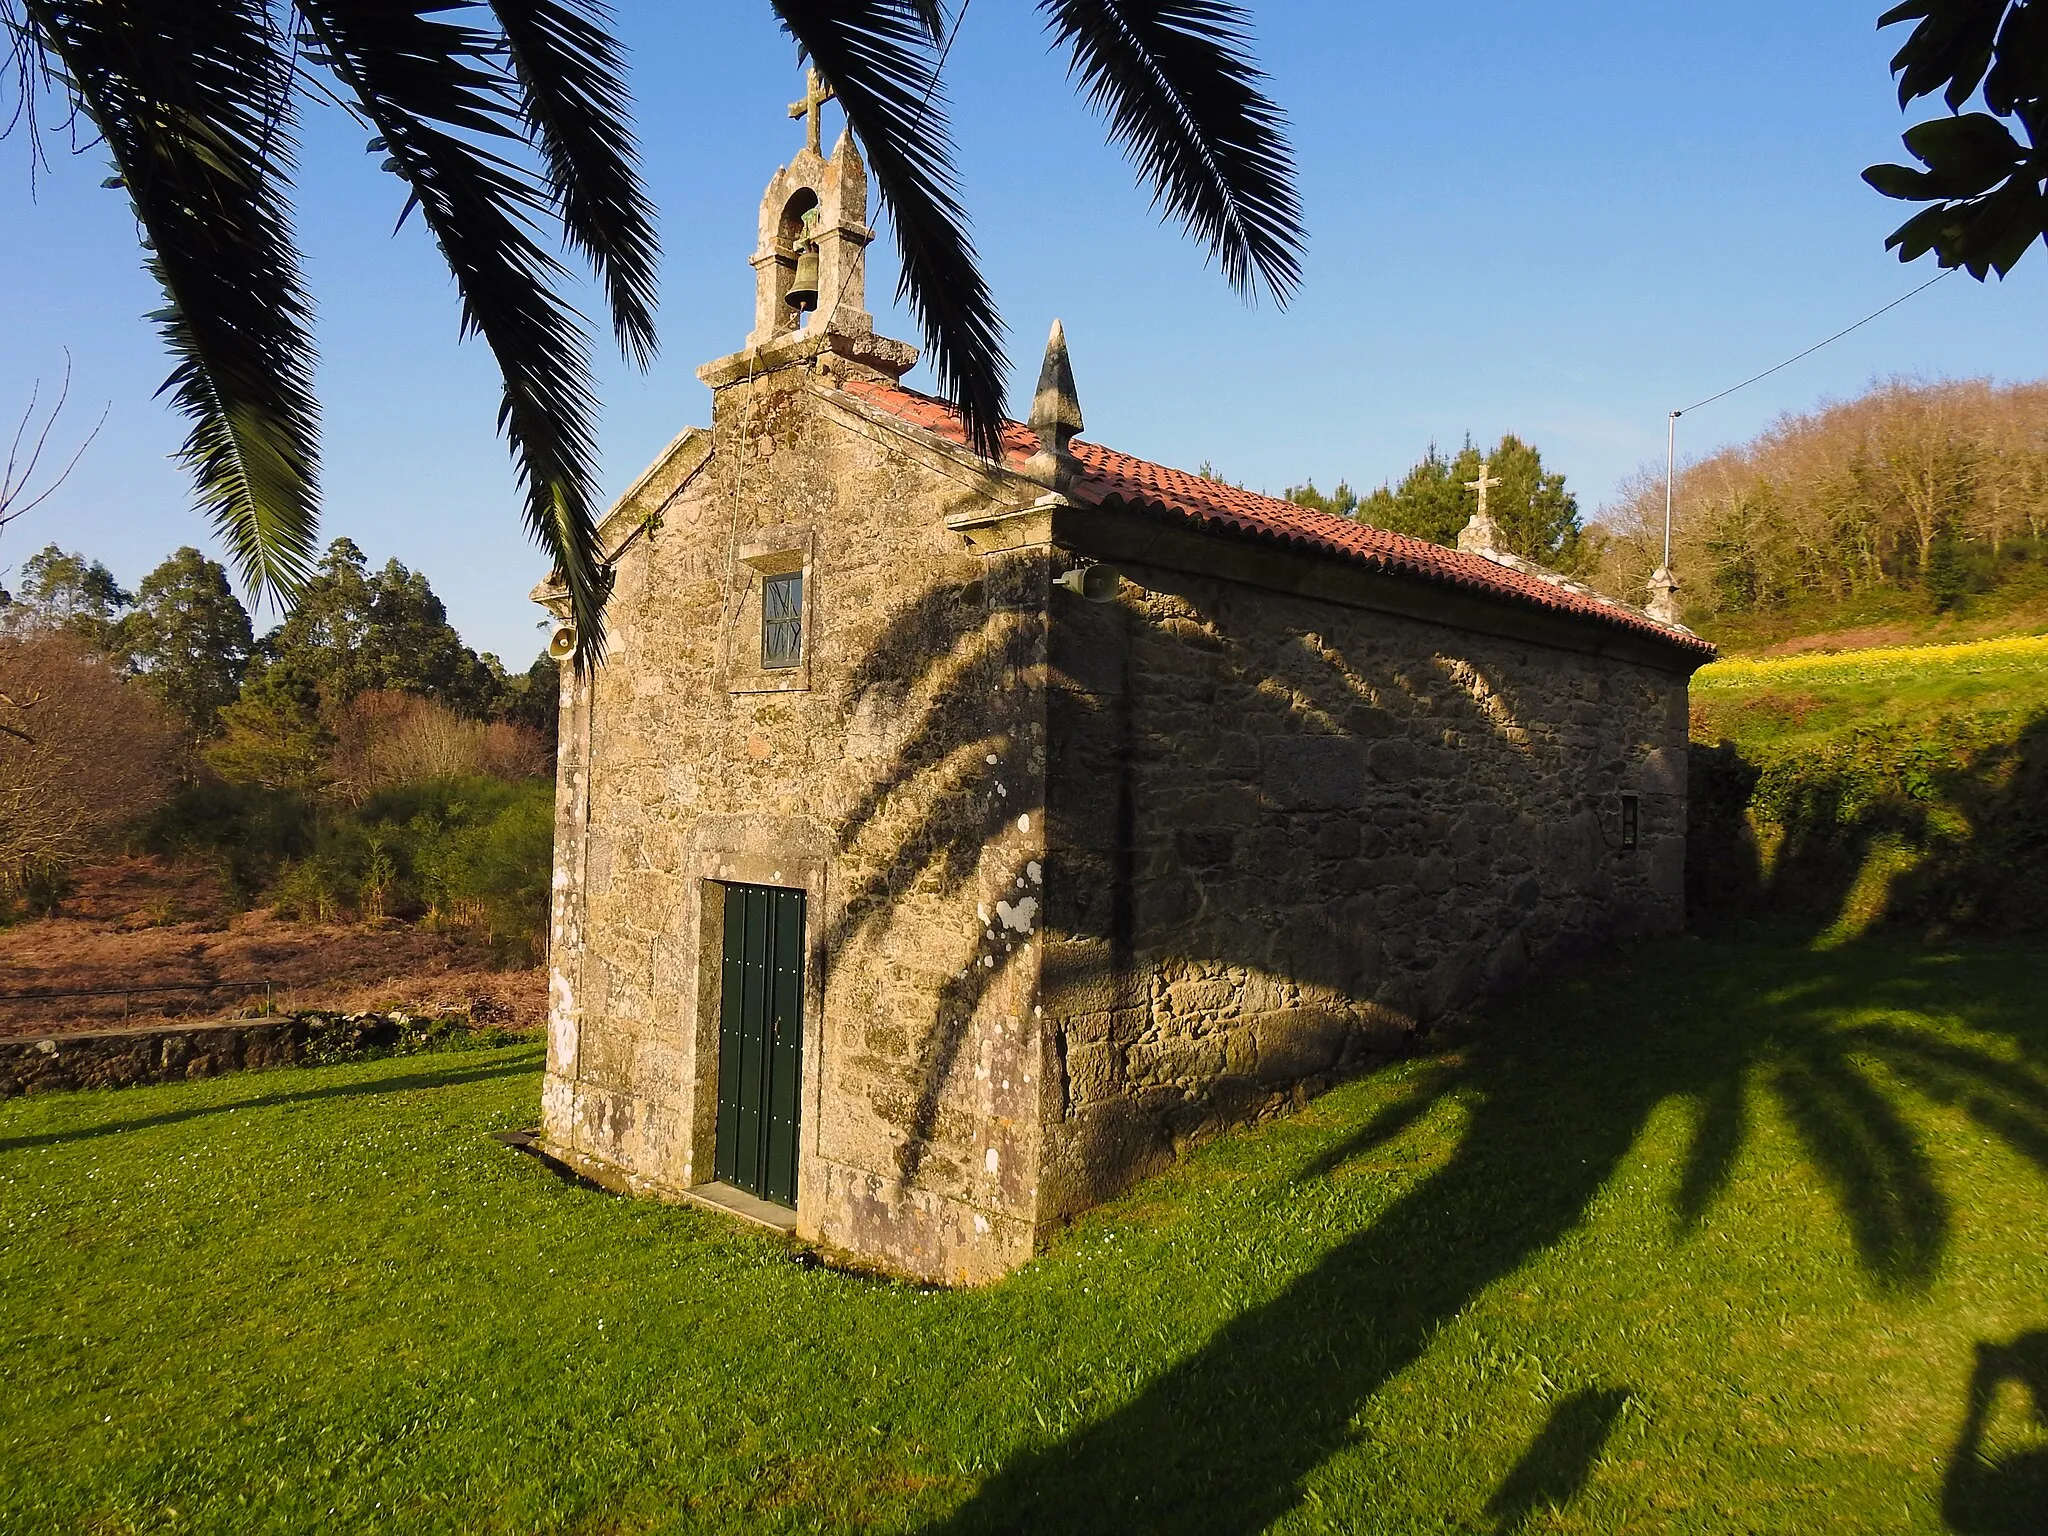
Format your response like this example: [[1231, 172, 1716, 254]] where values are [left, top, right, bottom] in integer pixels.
[[1694, 633, 2048, 694]]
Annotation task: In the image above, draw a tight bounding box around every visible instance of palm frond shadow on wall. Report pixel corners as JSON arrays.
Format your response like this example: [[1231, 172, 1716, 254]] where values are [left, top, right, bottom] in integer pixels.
[[820, 561, 1552, 1189]]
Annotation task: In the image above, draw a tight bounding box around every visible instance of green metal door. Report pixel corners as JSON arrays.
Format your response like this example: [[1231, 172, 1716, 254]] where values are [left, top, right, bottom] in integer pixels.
[[714, 883, 805, 1207]]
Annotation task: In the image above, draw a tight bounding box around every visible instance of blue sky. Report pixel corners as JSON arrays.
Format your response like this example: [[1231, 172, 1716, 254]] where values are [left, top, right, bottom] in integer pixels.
[[4, 1, 2043, 664]]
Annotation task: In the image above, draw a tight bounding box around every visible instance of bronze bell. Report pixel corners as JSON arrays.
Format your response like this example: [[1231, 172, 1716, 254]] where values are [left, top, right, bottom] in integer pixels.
[[786, 208, 821, 312]]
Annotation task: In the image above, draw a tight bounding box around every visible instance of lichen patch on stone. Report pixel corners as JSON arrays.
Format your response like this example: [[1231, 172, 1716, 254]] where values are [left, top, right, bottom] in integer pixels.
[[995, 897, 1039, 935]]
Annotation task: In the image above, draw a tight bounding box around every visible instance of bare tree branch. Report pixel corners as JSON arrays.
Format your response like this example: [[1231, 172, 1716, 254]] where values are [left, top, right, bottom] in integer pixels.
[[0, 684, 43, 744], [0, 351, 108, 535]]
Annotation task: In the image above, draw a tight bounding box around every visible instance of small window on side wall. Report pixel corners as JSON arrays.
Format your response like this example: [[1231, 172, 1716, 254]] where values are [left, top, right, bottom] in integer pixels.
[[1620, 793, 1640, 851], [762, 571, 804, 670]]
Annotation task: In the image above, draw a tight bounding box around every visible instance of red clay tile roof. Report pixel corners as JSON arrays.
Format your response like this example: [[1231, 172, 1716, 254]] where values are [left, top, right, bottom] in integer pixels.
[[840, 378, 1715, 660]]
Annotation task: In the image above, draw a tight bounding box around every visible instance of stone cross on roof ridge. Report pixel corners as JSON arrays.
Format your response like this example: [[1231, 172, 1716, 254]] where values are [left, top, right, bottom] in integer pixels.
[[1458, 457, 1505, 557], [1464, 458, 1503, 518], [789, 67, 837, 156]]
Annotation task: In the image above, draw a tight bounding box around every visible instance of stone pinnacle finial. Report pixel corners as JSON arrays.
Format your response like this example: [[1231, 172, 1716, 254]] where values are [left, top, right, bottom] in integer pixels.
[[1031, 320, 1083, 443], [1646, 564, 1683, 627], [1027, 319, 1083, 491]]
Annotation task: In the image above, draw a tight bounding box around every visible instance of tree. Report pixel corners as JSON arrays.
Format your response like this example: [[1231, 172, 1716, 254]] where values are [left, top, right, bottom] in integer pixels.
[[116, 547, 255, 736], [0, 543, 130, 651], [3, 2, 1300, 668], [1477, 435, 1589, 573], [257, 538, 502, 715], [327, 689, 549, 802], [0, 355, 105, 549], [204, 659, 332, 793], [1592, 375, 2048, 625], [1295, 436, 1591, 572], [0, 632, 177, 893], [356, 559, 504, 714], [1282, 479, 1363, 518], [500, 651, 562, 757], [1865, 0, 2048, 277], [1865, 378, 1979, 573], [1357, 443, 1472, 548]]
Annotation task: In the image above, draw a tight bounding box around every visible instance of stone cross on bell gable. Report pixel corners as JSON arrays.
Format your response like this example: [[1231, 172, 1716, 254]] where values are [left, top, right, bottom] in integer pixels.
[[789, 67, 837, 156], [1465, 459, 1502, 519]]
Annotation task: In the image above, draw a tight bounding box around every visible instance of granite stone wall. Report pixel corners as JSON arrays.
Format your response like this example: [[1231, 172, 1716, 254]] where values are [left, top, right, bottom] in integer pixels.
[[543, 355, 1053, 1283], [1037, 556, 1689, 1217], [542, 344, 1697, 1285]]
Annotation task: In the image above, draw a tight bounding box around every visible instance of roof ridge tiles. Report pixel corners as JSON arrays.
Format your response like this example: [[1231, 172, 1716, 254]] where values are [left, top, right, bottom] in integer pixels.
[[835, 377, 1715, 660]]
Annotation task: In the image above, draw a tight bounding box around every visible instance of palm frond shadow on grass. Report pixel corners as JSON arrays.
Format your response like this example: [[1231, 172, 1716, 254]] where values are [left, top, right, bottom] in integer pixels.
[[1673, 1067, 1747, 1233], [1768, 1044, 1949, 1291], [1664, 1006, 2048, 1289], [907, 946, 2043, 1532], [0, 1054, 537, 1156], [819, 559, 2047, 1535], [1483, 1386, 1634, 1534]]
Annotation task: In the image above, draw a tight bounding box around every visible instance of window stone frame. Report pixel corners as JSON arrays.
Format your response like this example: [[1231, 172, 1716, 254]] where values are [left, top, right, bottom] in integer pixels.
[[725, 525, 816, 695]]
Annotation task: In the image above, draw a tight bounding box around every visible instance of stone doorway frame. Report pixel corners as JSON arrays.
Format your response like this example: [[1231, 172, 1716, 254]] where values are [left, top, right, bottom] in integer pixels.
[[683, 819, 831, 1231]]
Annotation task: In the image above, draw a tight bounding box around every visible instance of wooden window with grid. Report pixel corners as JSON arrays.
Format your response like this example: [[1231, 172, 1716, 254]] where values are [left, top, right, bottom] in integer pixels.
[[761, 571, 803, 670]]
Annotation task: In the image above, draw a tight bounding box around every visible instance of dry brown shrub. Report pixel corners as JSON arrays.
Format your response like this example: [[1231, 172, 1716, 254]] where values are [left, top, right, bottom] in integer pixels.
[[326, 690, 549, 802], [477, 719, 552, 780], [0, 632, 179, 879]]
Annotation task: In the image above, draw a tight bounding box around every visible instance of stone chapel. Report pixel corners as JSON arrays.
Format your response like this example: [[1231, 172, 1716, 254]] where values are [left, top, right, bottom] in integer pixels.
[[531, 87, 1717, 1284]]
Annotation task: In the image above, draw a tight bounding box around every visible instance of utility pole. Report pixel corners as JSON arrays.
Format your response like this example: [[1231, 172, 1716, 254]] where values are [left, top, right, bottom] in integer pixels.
[[1665, 409, 1679, 569]]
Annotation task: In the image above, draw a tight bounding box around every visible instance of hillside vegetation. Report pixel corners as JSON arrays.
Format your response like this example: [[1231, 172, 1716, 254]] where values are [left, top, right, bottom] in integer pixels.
[[1602, 378, 2048, 650], [1, 538, 559, 999]]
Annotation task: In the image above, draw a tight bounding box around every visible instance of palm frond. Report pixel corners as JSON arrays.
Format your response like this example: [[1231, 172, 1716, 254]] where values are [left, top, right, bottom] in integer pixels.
[[1040, 0, 1302, 302], [489, 0, 659, 364], [293, 0, 608, 666], [905, 0, 948, 44], [771, 0, 1008, 459], [21, 0, 320, 602]]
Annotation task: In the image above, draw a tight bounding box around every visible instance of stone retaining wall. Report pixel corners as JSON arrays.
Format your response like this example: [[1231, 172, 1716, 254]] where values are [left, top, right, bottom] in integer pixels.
[[0, 1012, 488, 1097]]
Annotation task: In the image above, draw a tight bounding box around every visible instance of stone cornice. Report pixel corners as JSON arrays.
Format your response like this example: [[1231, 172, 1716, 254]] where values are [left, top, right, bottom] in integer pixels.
[[697, 326, 917, 391]]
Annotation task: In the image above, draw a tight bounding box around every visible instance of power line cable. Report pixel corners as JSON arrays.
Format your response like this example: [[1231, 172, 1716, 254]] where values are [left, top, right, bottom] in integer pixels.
[[824, 1, 973, 337], [1674, 268, 1954, 420], [1659, 267, 1956, 570]]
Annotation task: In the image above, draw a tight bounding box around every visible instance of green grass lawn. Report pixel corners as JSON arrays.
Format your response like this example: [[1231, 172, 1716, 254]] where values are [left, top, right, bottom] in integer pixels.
[[3, 934, 2046, 1534]]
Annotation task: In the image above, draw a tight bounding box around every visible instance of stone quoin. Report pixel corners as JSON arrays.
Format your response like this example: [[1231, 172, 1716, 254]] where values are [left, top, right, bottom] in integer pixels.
[[530, 82, 1716, 1285]]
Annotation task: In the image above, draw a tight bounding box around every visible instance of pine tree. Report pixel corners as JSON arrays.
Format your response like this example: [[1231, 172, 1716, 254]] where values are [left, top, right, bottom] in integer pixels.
[[1282, 480, 1363, 518], [203, 659, 330, 792], [1478, 435, 1589, 573], [258, 538, 502, 715], [1359, 443, 1471, 548], [116, 547, 254, 736], [1294, 436, 1592, 574]]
